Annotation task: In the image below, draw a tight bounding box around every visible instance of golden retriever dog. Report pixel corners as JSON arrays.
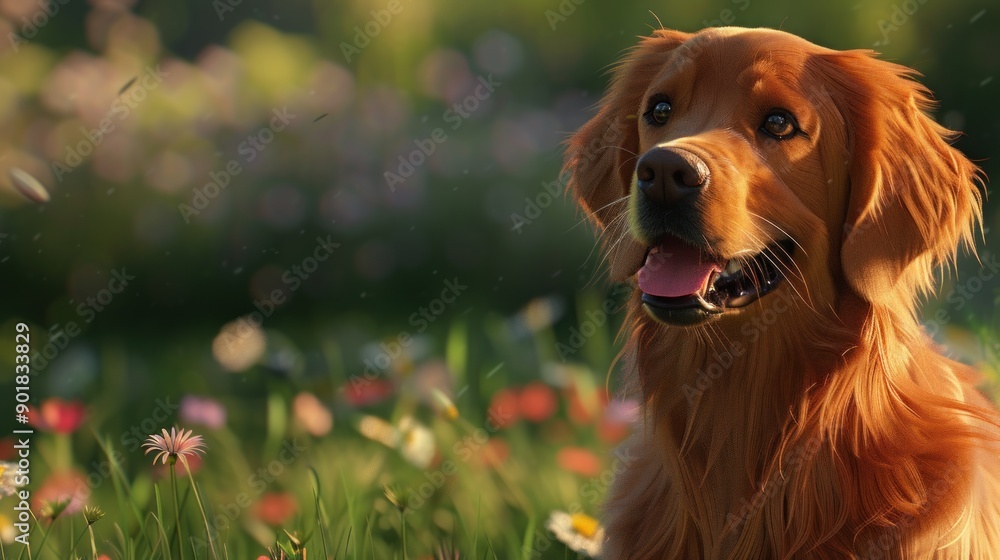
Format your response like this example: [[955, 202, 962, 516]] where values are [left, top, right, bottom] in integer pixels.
[[563, 27, 1000, 559]]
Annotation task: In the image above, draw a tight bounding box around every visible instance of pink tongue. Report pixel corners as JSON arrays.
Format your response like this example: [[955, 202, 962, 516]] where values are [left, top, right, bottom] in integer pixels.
[[638, 238, 721, 298]]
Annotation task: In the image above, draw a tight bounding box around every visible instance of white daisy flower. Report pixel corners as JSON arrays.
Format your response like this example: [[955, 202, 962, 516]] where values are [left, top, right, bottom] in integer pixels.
[[357, 415, 401, 448], [0, 514, 16, 544], [546, 510, 604, 558], [398, 416, 436, 469], [0, 462, 22, 498]]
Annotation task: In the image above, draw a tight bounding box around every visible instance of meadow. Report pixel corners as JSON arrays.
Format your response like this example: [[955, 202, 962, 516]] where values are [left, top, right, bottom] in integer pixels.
[[2, 292, 640, 559], [0, 0, 997, 558]]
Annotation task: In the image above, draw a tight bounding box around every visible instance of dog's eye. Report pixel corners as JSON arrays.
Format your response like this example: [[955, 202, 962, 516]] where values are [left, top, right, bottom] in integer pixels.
[[643, 97, 672, 126], [760, 110, 800, 140]]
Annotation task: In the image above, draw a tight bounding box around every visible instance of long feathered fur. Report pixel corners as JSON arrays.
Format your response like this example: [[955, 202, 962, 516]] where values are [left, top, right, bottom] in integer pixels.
[[564, 27, 1000, 559]]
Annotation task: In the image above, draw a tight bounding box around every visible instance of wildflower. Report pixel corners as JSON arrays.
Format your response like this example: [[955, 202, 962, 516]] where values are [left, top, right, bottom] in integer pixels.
[[476, 438, 510, 469], [411, 360, 453, 405], [508, 296, 564, 336], [431, 388, 459, 421], [292, 392, 333, 437], [0, 437, 13, 461], [28, 398, 86, 433], [518, 382, 558, 423], [487, 389, 520, 429], [34, 470, 87, 515], [567, 386, 606, 425], [40, 498, 71, 519], [598, 418, 632, 444], [142, 427, 207, 468], [252, 492, 298, 526], [144, 428, 207, 559], [83, 505, 106, 525], [212, 317, 266, 372], [398, 416, 436, 469], [180, 395, 227, 429], [9, 167, 51, 204], [605, 397, 640, 424], [546, 511, 604, 558], [0, 462, 21, 497], [153, 452, 203, 479], [556, 447, 603, 477], [357, 415, 401, 448], [383, 484, 409, 512], [343, 378, 394, 407], [0, 514, 15, 544]]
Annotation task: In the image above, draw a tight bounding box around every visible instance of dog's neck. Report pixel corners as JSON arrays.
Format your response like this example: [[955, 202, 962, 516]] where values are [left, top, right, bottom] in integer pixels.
[[624, 293, 981, 554]]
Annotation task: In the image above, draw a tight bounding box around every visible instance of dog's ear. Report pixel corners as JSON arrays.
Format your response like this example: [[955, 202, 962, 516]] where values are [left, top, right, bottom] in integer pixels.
[[813, 50, 984, 307], [562, 29, 690, 281], [562, 29, 690, 228]]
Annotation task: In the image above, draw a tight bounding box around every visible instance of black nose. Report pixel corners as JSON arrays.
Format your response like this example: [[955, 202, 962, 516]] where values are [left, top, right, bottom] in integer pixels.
[[635, 147, 710, 207]]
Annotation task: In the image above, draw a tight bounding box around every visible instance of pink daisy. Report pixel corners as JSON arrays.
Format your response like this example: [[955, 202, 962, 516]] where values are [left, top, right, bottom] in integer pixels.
[[142, 427, 207, 468]]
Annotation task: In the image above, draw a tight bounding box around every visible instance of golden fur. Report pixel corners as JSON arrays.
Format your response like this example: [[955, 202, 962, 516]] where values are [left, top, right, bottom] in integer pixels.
[[564, 27, 1000, 559]]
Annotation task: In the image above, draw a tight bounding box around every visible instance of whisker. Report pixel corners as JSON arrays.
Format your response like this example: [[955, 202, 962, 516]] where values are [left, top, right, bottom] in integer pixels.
[[749, 212, 808, 258], [563, 195, 631, 234]]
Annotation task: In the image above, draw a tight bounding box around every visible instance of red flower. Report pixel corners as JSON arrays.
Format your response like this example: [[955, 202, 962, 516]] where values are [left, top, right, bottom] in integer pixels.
[[33, 469, 88, 515], [28, 398, 86, 433], [252, 492, 298, 526], [518, 382, 558, 423], [488, 389, 520, 429], [557, 447, 603, 478], [597, 417, 632, 444], [0, 437, 14, 461], [566, 387, 608, 425], [343, 379, 395, 407], [476, 438, 510, 469]]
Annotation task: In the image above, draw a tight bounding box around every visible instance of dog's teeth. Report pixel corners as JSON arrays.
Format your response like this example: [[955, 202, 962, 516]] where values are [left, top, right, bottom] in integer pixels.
[[723, 260, 742, 276]]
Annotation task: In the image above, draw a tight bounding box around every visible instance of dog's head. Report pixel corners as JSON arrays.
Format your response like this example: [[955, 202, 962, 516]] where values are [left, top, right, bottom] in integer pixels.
[[564, 27, 982, 328]]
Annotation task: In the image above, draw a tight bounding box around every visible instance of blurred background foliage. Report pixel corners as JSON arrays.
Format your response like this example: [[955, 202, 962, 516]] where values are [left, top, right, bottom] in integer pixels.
[[0, 0, 996, 556], [0, 0, 996, 334]]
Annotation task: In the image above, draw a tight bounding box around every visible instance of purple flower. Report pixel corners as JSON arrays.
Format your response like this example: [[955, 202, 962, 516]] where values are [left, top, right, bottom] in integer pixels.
[[180, 395, 227, 429]]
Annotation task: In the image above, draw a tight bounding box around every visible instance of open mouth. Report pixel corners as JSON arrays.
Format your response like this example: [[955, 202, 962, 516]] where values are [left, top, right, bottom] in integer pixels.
[[638, 235, 795, 326]]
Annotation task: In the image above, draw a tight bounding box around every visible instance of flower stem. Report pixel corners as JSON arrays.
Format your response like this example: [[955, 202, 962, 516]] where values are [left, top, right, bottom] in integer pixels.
[[170, 456, 186, 560], [400, 508, 407, 560]]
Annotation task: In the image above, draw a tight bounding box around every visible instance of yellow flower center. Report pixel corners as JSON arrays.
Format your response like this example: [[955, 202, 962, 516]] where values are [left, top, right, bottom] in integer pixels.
[[570, 513, 600, 539]]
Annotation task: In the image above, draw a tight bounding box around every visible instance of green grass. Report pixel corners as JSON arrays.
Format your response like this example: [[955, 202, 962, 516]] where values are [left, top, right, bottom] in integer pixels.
[[5, 288, 997, 560], [1, 292, 629, 560]]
